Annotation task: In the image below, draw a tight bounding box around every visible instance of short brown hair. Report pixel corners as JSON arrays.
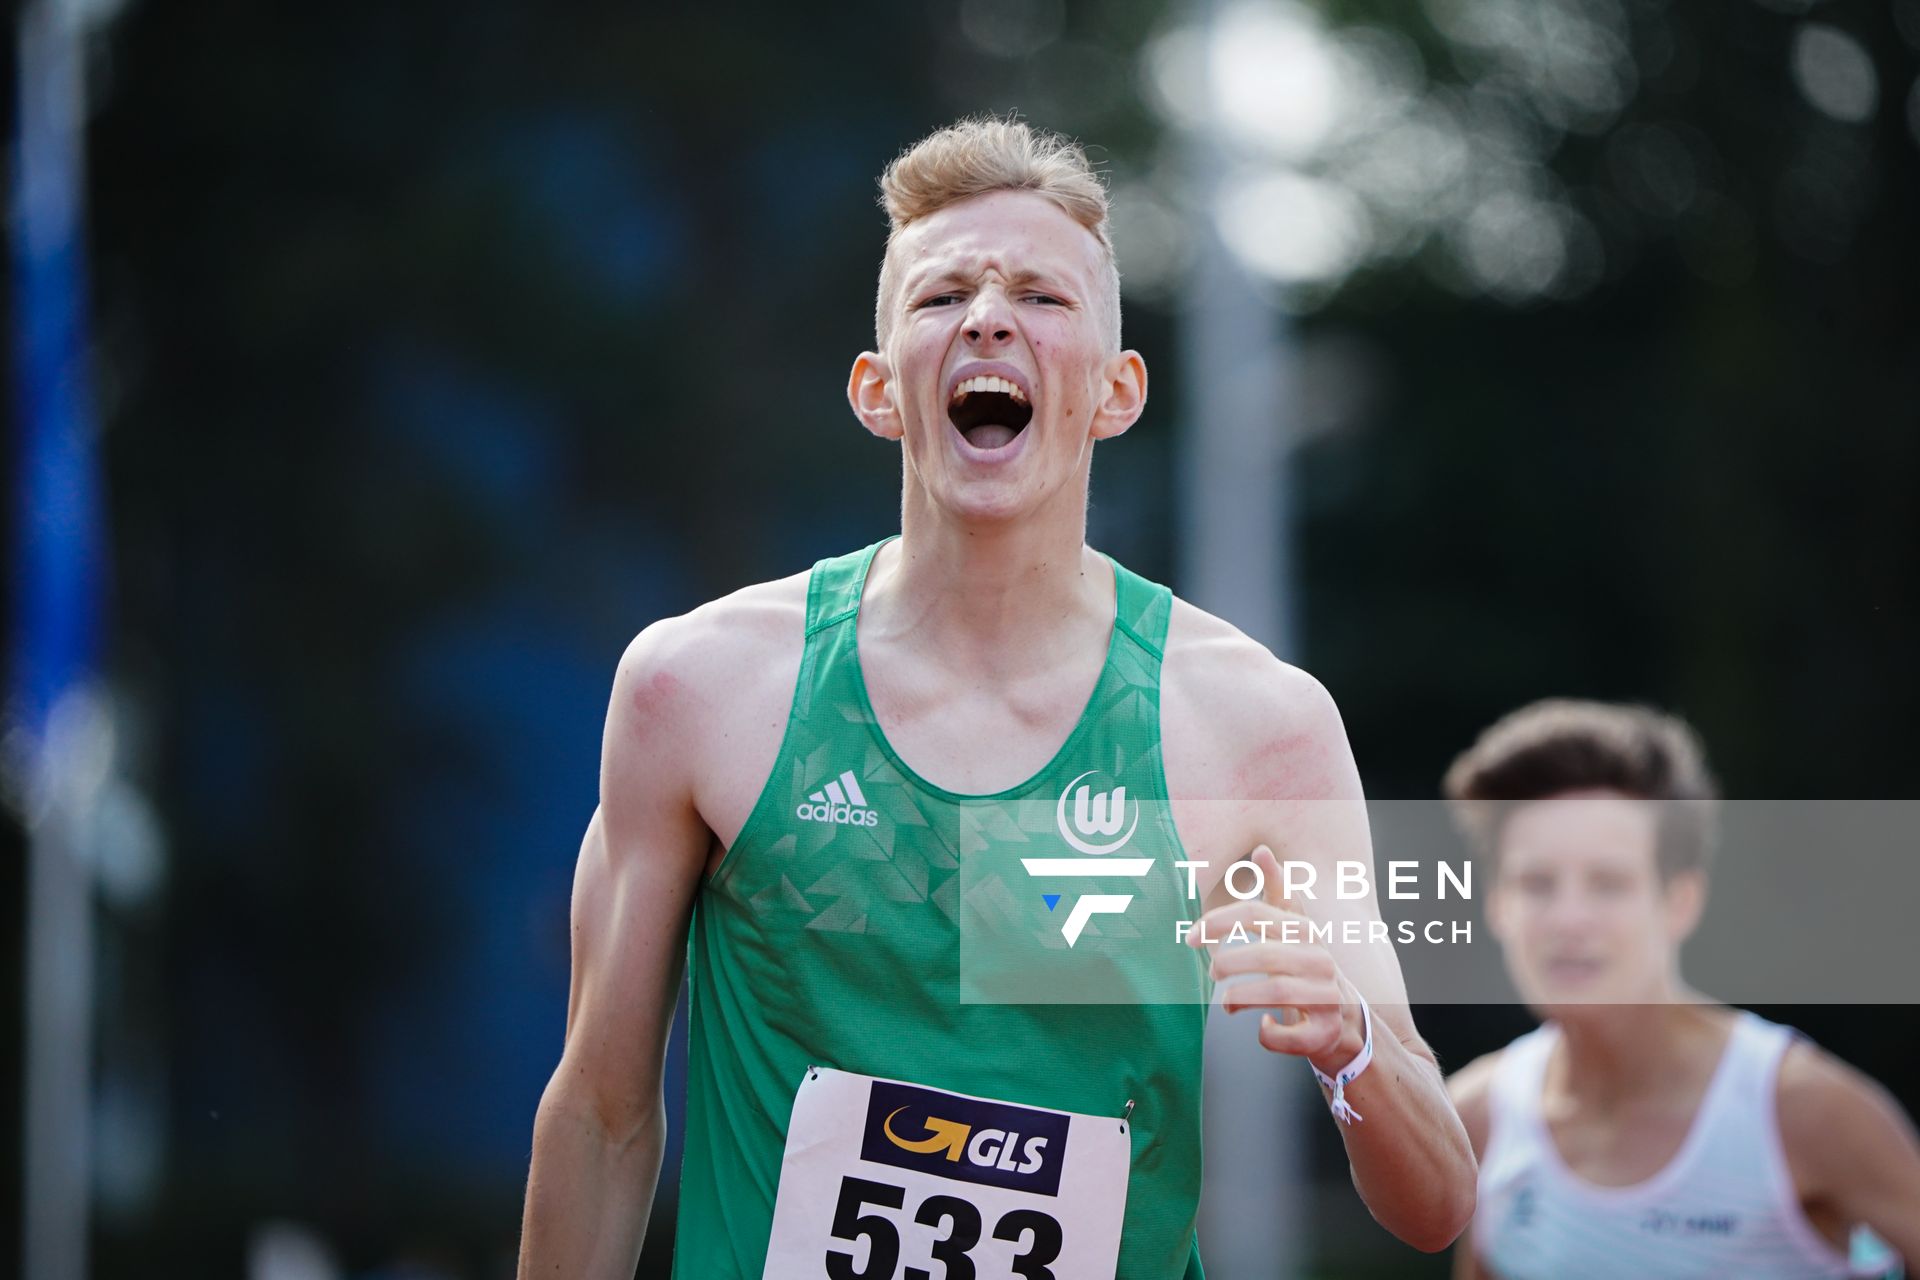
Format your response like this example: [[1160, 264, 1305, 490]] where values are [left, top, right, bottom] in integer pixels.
[[873, 116, 1121, 350], [1443, 699, 1721, 879]]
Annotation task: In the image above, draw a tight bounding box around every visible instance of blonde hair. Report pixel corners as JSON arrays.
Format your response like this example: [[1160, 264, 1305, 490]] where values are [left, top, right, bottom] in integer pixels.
[[874, 117, 1122, 351]]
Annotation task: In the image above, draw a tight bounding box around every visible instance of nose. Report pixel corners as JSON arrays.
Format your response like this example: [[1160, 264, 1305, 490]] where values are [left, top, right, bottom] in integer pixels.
[[962, 288, 1016, 348], [1541, 885, 1599, 936]]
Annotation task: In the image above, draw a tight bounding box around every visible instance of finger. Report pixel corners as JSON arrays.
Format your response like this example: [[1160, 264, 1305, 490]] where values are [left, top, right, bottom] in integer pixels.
[[1258, 843, 1325, 919], [1218, 976, 1332, 1016], [1208, 941, 1336, 983], [1184, 899, 1310, 949], [1257, 1010, 1344, 1060], [1255, 844, 1290, 910]]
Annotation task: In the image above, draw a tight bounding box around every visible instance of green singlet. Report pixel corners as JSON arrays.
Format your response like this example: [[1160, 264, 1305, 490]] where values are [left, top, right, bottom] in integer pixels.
[[673, 539, 1211, 1279]]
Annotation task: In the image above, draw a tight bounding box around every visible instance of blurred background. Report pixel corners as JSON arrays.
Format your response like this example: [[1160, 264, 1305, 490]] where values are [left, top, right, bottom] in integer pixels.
[[5, 0, 1918, 1275]]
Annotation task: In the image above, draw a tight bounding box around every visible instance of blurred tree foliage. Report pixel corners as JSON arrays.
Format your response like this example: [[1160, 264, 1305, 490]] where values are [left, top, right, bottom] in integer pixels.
[[1294, 0, 1920, 801], [55, 0, 1920, 1274]]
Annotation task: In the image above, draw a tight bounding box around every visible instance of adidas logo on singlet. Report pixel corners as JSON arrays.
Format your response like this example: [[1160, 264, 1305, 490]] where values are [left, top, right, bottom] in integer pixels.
[[796, 769, 880, 827]]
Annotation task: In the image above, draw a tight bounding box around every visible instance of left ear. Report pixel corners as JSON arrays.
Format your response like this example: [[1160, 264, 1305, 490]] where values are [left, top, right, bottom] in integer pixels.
[[848, 351, 902, 441], [1089, 350, 1148, 441], [1663, 869, 1708, 945]]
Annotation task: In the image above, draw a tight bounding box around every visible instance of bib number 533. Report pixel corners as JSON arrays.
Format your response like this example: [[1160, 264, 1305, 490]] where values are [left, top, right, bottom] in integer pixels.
[[826, 1176, 1064, 1280]]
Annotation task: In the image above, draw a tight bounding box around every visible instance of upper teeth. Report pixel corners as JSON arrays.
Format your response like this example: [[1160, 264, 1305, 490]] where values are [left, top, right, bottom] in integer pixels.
[[953, 375, 1028, 403]]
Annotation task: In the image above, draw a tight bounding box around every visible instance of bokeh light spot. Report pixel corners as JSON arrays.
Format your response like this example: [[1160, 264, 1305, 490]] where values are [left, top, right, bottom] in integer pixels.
[[1791, 23, 1878, 123]]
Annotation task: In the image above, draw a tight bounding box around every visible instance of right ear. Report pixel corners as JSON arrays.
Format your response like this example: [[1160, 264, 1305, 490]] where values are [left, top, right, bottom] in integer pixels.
[[848, 352, 901, 441]]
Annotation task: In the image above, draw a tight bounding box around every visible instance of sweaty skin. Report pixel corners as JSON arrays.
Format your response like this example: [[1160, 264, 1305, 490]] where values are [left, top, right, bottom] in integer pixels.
[[517, 189, 1474, 1277]]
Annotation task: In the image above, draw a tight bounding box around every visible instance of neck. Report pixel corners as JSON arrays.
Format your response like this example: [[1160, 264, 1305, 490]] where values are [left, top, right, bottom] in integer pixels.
[[874, 481, 1108, 662], [1550, 996, 1721, 1104]]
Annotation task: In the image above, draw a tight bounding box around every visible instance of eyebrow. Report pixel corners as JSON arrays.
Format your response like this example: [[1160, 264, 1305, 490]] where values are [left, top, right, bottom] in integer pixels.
[[909, 267, 1071, 295]]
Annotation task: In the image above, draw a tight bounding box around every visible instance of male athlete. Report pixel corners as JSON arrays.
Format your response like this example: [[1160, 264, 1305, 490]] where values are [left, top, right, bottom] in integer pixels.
[[1445, 699, 1920, 1278], [517, 118, 1474, 1279]]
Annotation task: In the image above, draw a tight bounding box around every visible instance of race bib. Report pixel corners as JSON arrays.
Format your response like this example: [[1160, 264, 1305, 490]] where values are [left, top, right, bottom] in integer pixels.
[[762, 1068, 1131, 1280]]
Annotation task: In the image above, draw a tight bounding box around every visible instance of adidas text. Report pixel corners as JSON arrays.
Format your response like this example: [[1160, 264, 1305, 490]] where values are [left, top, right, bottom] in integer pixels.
[[796, 802, 881, 827]]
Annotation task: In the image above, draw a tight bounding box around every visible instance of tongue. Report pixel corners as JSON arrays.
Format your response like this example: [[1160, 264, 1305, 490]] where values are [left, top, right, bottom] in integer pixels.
[[964, 424, 1019, 450]]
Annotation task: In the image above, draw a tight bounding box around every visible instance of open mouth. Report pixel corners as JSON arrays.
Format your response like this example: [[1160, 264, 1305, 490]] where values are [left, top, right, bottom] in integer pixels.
[[1543, 957, 1606, 985], [947, 375, 1033, 451]]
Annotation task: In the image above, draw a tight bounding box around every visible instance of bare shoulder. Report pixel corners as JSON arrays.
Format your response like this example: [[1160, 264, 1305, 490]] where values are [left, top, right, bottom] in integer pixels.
[[1163, 598, 1333, 716], [1161, 596, 1354, 801], [1776, 1037, 1917, 1173], [1446, 1049, 1508, 1156], [1776, 1033, 1920, 1255], [612, 571, 808, 723], [605, 571, 809, 846]]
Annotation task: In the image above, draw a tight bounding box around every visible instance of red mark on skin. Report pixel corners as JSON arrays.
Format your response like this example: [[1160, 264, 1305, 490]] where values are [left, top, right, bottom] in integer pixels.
[[1233, 731, 1335, 800], [628, 667, 683, 718]]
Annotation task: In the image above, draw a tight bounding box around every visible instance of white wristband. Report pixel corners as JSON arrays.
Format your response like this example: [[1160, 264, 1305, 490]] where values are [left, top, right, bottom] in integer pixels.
[[1309, 992, 1373, 1125]]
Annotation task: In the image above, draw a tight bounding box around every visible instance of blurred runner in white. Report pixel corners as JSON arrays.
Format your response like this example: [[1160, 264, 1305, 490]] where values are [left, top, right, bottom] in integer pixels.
[[1444, 699, 1918, 1279]]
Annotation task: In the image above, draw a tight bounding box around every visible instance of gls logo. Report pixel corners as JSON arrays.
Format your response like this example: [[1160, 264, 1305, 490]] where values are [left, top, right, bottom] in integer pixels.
[[861, 1079, 1071, 1197], [796, 769, 880, 827], [1056, 771, 1138, 854], [882, 1107, 1049, 1175]]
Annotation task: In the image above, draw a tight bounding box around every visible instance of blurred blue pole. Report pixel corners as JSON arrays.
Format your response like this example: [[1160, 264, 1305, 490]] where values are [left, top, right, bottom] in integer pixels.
[[12, 0, 105, 1277], [10, 5, 103, 725]]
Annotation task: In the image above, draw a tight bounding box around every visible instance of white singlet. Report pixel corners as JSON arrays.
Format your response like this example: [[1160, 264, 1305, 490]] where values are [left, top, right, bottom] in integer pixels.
[[1475, 1011, 1899, 1279]]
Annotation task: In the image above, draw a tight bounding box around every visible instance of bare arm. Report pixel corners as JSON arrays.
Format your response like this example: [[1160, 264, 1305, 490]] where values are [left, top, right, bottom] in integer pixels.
[[1446, 1054, 1499, 1280], [1779, 1042, 1920, 1262], [1176, 637, 1476, 1251], [517, 624, 714, 1278], [1451, 1233, 1486, 1280]]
